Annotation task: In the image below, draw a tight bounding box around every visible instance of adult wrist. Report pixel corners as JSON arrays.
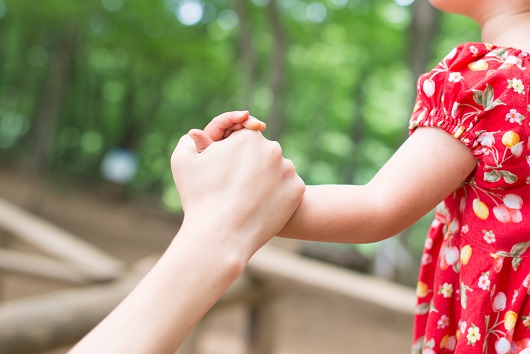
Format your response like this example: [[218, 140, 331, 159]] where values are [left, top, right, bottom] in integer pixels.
[[173, 217, 249, 277]]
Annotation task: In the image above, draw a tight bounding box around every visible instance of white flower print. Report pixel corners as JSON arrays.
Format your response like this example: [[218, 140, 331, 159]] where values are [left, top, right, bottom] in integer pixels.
[[512, 290, 519, 305], [512, 142, 523, 158], [470, 45, 479, 56], [483, 230, 496, 244], [451, 102, 460, 118], [505, 55, 520, 65], [492, 292, 507, 312], [424, 238, 433, 250], [461, 224, 469, 234], [523, 273, 530, 288], [508, 78, 526, 94], [437, 315, 450, 329], [422, 253, 432, 265], [495, 337, 511, 354], [439, 283, 454, 298], [423, 79, 436, 97], [478, 132, 495, 146], [506, 108, 525, 124], [478, 272, 491, 290], [467, 324, 481, 346], [459, 320, 467, 334], [446, 47, 458, 59], [527, 156, 530, 167], [448, 72, 463, 83]]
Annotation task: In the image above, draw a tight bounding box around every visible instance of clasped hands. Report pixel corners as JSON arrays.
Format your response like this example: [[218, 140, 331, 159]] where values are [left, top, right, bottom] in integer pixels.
[[171, 111, 305, 261]]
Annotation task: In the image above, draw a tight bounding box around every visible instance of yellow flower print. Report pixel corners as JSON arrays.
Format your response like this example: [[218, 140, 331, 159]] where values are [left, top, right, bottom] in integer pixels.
[[468, 60, 488, 71], [502, 131, 520, 148], [439, 282, 454, 298], [417, 281, 429, 298], [460, 245, 472, 265], [504, 311, 518, 330], [473, 198, 489, 220], [441, 335, 456, 351], [508, 78, 526, 94], [466, 324, 481, 346]]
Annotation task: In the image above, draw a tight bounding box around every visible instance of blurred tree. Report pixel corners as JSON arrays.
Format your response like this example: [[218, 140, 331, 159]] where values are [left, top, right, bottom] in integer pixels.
[[0, 0, 481, 280]]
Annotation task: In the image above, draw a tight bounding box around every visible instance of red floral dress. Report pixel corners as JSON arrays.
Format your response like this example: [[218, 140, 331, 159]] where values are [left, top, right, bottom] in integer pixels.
[[409, 43, 530, 353]]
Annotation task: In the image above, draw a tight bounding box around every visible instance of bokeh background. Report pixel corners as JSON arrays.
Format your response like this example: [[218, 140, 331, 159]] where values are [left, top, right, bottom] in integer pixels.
[[0, 0, 480, 353]]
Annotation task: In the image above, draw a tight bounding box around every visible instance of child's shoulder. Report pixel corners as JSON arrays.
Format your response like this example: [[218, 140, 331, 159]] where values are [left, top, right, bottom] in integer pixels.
[[430, 42, 529, 79], [416, 42, 530, 102]]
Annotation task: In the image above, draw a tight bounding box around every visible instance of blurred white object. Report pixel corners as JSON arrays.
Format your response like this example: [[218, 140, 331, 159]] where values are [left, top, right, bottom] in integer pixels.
[[100, 148, 138, 184]]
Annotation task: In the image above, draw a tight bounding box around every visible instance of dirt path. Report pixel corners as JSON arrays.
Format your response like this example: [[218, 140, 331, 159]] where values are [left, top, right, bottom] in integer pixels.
[[0, 170, 413, 353]]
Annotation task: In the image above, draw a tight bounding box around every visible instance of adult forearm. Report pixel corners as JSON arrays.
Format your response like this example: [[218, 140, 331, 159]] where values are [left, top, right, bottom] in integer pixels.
[[69, 222, 245, 354]]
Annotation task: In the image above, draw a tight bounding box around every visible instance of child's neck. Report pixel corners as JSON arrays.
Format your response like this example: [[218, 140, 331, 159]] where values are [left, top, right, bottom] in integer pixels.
[[479, 10, 530, 54]]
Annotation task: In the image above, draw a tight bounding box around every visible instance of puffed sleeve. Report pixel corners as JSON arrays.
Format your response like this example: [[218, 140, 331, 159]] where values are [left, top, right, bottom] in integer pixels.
[[409, 43, 530, 189], [410, 42, 530, 186]]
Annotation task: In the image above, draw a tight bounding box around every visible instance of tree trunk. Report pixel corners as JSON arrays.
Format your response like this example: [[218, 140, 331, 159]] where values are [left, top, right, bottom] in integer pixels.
[[264, 0, 288, 142], [343, 73, 368, 184], [407, 1, 441, 81], [235, 0, 257, 109], [27, 26, 77, 173]]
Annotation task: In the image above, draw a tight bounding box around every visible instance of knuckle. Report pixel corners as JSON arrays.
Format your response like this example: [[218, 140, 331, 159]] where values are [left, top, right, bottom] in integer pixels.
[[296, 177, 306, 195], [283, 158, 296, 174], [269, 140, 283, 157]]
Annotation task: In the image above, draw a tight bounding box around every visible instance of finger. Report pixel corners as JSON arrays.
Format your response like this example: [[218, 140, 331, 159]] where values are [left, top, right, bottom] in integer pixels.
[[242, 116, 266, 132], [222, 123, 245, 139], [204, 111, 250, 141], [188, 129, 214, 153]]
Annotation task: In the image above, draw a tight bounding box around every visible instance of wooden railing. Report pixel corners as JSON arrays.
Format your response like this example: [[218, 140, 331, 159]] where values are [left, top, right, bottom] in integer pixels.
[[0, 198, 416, 354]]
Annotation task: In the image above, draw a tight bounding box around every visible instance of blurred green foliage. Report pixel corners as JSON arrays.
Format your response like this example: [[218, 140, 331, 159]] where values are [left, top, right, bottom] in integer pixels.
[[0, 0, 480, 264]]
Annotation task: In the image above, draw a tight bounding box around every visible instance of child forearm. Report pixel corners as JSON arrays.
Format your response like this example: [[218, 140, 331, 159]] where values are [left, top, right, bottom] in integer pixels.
[[277, 129, 478, 244], [277, 184, 398, 244]]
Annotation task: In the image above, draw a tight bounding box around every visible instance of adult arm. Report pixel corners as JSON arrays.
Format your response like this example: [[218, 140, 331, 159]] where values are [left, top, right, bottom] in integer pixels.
[[69, 130, 304, 354]]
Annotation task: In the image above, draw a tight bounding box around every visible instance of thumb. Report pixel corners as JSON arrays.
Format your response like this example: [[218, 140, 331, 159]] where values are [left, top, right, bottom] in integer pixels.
[[188, 129, 214, 153], [172, 133, 198, 158]]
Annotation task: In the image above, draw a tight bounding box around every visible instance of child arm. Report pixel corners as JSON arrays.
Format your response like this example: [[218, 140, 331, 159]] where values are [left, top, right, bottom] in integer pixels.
[[278, 127, 477, 243]]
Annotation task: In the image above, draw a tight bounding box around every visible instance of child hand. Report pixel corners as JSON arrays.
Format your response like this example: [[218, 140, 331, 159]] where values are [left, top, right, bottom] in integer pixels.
[[189, 111, 266, 152]]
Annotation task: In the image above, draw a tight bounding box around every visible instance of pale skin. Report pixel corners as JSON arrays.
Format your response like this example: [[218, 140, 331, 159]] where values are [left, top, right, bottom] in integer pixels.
[[191, 0, 530, 244], [69, 130, 304, 354]]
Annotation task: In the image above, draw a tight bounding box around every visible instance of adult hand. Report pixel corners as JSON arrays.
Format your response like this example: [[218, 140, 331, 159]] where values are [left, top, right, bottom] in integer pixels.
[[171, 129, 305, 260]]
